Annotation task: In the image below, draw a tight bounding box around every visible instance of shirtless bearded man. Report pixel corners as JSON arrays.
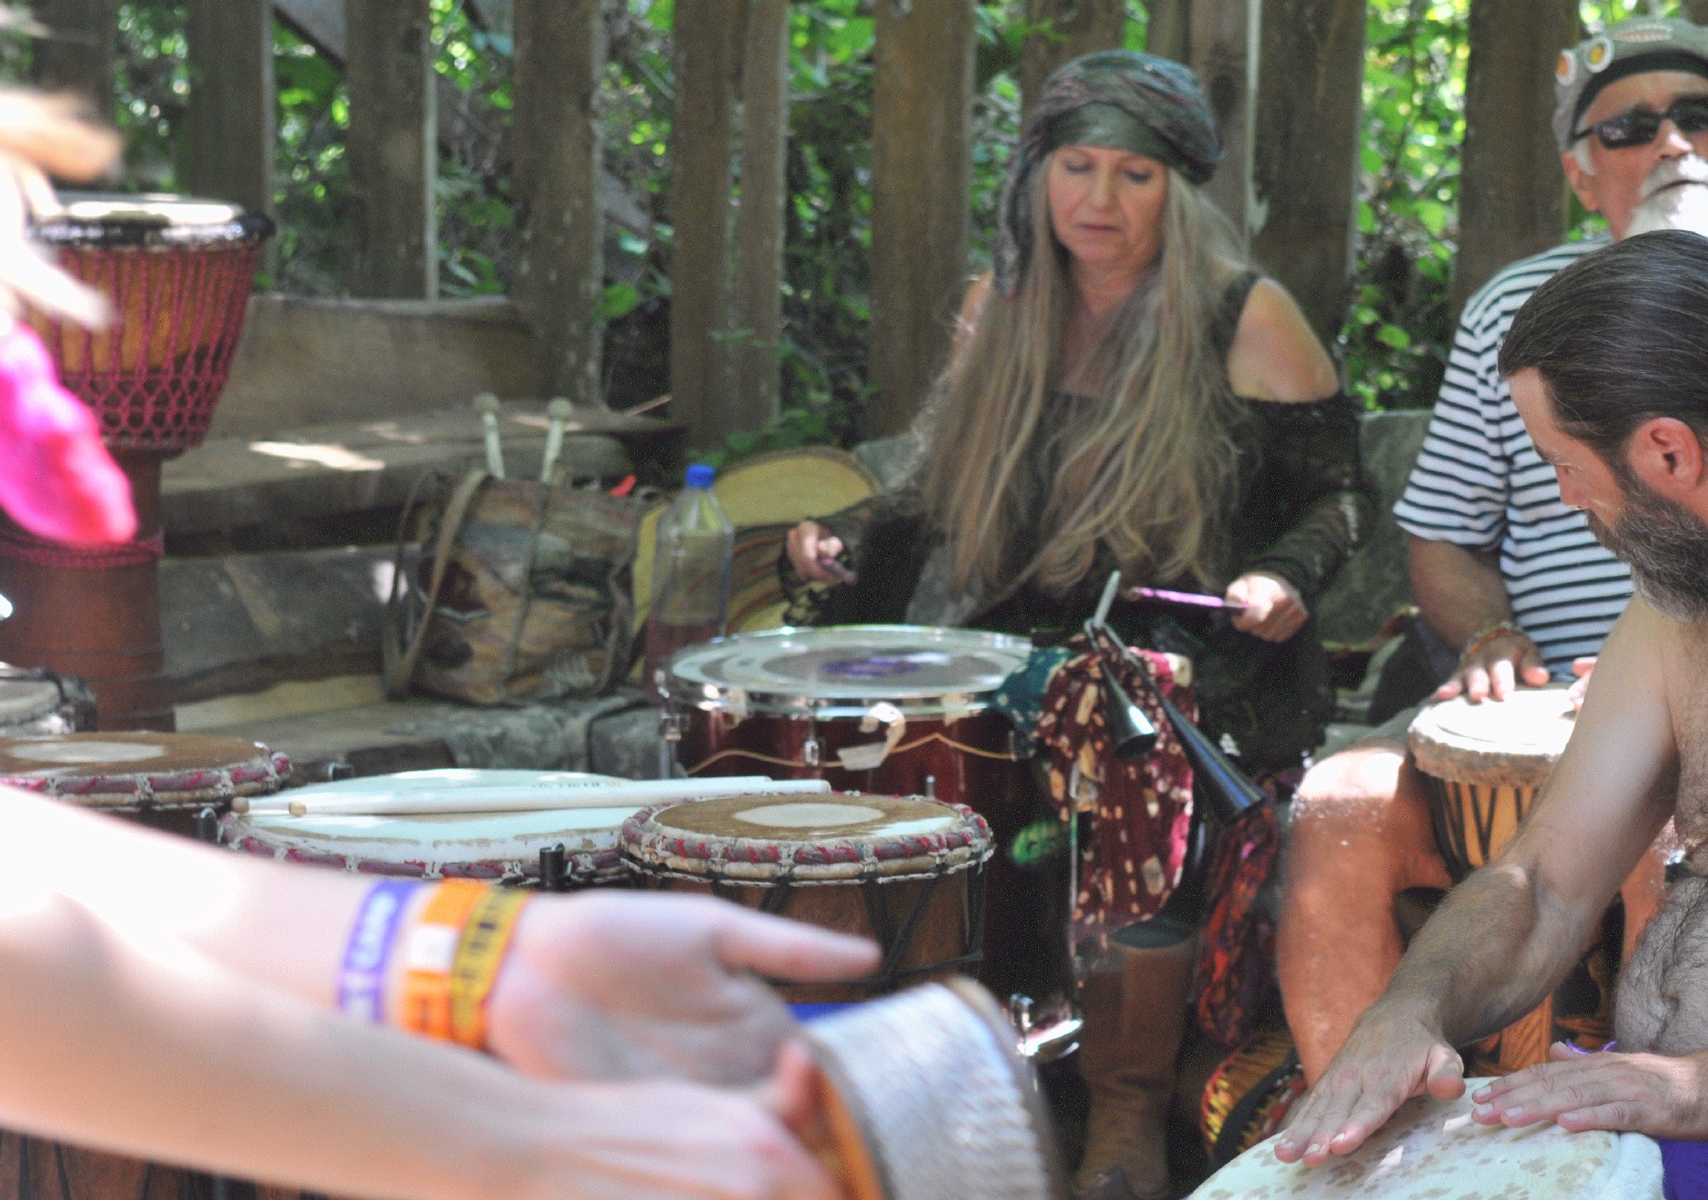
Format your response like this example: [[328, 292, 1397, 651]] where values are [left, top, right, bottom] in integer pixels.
[[1276, 231, 1708, 1191]]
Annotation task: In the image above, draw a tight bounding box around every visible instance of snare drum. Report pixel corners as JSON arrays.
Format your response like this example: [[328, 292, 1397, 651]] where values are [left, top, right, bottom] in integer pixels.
[[1189, 1081, 1662, 1199], [0, 731, 288, 835], [1410, 687, 1577, 880], [666, 626, 1055, 997], [222, 769, 641, 886], [622, 792, 993, 1002]]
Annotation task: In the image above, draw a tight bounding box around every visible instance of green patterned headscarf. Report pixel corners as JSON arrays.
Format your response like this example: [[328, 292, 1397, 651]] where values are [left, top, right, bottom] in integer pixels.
[[994, 50, 1222, 298]]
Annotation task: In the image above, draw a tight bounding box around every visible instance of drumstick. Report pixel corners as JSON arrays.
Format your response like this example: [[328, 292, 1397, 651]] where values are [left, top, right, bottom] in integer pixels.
[[539, 397, 572, 483], [1125, 586, 1248, 614], [238, 775, 832, 817]]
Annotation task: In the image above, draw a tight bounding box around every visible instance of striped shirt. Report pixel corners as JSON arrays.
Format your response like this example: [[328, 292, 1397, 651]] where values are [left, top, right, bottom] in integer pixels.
[[1392, 238, 1634, 678]]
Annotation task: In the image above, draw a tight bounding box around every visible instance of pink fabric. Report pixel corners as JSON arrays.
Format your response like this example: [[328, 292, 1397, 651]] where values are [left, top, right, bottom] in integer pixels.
[[0, 321, 133, 545]]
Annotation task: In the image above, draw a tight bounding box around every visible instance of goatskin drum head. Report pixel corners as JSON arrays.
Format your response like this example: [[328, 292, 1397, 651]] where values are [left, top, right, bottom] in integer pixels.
[[0, 679, 61, 721], [1191, 1082, 1661, 1199], [623, 792, 993, 882], [1409, 686, 1577, 790], [668, 625, 1031, 715], [0, 732, 287, 808]]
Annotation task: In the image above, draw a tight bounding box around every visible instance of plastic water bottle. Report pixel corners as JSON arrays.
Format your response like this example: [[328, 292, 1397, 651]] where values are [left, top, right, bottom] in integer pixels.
[[646, 463, 733, 702]]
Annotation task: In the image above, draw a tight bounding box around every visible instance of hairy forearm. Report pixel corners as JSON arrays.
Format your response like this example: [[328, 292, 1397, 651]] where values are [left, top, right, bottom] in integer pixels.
[[1382, 860, 1594, 1047], [1408, 537, 1509, 648]]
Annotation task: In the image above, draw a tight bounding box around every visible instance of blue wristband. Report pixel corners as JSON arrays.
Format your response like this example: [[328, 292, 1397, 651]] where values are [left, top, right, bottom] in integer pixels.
[[339, 879, 418, 1022]]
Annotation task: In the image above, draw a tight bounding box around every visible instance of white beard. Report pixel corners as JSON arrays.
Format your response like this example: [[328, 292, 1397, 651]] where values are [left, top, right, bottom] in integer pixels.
[[1626, 181, 1708, 238]]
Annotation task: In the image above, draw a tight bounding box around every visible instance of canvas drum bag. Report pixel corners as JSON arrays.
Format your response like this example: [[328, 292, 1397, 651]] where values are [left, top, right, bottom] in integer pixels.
[[384, 469, 648, 705]]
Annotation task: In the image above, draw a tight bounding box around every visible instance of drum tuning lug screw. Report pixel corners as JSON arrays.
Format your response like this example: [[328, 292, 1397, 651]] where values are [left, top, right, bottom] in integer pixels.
[[659, 711, 685, 742], [541, 843, 568, 892], [924, 775, 937, 799], [193, 806, 220, 845], [1008, 993, 1035, 1035], [803, 736, 821, 768]]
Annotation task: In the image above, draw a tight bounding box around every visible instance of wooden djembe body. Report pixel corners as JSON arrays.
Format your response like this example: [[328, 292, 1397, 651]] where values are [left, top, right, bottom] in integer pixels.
[[0, 194, 271, 730]]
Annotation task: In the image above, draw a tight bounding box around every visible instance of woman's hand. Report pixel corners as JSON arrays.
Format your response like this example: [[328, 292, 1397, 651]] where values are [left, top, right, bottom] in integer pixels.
[[485, 892, 879, 1086], [1470, 1043, 1708, 1141], [785, 521, 851, 585], [1226, 572, 1308, 642]]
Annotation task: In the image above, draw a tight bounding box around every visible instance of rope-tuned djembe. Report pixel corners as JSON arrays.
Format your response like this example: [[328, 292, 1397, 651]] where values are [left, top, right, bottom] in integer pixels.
[[0, 194, 272, 729]]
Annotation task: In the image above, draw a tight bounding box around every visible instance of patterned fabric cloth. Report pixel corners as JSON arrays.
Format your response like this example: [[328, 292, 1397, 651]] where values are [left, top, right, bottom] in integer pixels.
[[994, 50, 1223, 297], [1032, 636, 1195, 938], [1191, 801, 1283, 1048]]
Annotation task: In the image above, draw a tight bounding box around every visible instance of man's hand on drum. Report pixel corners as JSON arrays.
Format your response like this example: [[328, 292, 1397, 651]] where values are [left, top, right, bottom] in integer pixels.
[[488, 891, 880, 1085], [1436, 629, 1549, 704], [1274, 1006, 1467, 1166], [785, 521, 851, 585], [1226, 571, 1308, 642], [1469, 1043, 1708, 1141]]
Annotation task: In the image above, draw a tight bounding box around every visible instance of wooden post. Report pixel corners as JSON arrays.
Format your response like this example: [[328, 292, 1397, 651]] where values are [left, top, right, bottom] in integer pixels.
[[1454, 0, 1577, 312], [185, 0, 276, 220], [728, 0, 791, 430], [1189, 0, 1258, 240], [1019, 0, 1128, 112], [512, 0, 606, 403], [1147, 0, 1192, 62], [669, 0, 744, 447], [31, 0, 117, 110], [345, 0, 437, 299], [1249, 0, 1364, 347], [869, 0, 975, 437]]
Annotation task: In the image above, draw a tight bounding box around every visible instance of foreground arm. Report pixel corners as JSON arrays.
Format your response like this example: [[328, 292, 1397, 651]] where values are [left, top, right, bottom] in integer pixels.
[[1277, 598, 1676, 1164], [1410, 537, 1549, 702]]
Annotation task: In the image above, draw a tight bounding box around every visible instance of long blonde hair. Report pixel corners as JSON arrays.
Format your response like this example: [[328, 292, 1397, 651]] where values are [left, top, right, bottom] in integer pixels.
[[918, 165, 1246, 598]]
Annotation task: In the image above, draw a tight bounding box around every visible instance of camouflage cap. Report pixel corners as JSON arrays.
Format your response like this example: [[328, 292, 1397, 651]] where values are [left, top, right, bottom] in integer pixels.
[[1554, 17, 1708, 153]]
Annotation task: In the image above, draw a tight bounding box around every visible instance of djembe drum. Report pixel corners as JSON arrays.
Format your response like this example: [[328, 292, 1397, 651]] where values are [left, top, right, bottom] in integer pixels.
[[665, 626, 1059, 999], [622, 792, 993, 1002], [0, 193, 272, 730], [222, 768, 647, 887], [1189, 1082, 1661, 1199], [1410, 688, 1620, 1073]]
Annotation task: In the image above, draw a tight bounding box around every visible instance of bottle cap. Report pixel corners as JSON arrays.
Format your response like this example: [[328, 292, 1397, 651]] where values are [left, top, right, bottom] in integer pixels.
[[685, 463, 715, 489]]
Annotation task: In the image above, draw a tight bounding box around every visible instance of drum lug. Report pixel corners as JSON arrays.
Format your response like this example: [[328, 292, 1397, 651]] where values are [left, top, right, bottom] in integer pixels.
[[803, 736, 821, 768], [924, 774, 936, 799], [659, 711, 686, 742]]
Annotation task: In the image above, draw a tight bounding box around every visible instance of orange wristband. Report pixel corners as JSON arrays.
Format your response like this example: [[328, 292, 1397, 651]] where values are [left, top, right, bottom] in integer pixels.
[[449, 888, 533, 1049], [399, 879, 487, 1040]]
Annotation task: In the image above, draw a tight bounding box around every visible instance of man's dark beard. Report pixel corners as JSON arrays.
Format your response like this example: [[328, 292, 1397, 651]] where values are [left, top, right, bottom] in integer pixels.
[[1586, 475, 1708, 622]]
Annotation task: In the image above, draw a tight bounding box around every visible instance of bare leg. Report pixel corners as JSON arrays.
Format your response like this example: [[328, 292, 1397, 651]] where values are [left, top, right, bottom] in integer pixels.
[[1277, 740, 1453, 1085]]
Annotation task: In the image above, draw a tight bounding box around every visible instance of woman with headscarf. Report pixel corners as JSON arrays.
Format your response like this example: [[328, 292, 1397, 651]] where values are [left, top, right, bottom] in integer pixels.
[[783, 50, 1374, 1200]]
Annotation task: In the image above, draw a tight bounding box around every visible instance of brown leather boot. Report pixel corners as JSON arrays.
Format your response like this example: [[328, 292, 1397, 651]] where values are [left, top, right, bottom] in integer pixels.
[[1072, 923, 1196, 1200]]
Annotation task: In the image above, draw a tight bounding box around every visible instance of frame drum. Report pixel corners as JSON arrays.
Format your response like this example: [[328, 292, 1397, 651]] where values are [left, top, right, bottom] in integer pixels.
[[222, 769, 643, 886], [666, 626, 1054, 998], [622, 792, 993, 1002], [1189, 1082, 1661, 1199]]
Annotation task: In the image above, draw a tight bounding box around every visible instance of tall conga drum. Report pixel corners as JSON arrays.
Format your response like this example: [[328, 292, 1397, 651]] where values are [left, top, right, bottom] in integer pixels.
[[0, 193, 272, 730], [1410, 688, 1617, 1072]]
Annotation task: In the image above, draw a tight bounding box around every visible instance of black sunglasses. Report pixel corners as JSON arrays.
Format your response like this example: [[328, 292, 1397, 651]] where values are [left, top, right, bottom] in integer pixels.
[[1572, 95, 1708, 150]]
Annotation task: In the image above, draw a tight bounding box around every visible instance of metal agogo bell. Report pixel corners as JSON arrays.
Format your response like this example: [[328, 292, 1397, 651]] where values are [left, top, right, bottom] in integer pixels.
[[1098, 658, 1158, 760]]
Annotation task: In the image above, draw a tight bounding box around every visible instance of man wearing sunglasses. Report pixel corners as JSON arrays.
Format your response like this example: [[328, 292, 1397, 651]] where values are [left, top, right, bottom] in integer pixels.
[[1278, 17, 1708, 1094]]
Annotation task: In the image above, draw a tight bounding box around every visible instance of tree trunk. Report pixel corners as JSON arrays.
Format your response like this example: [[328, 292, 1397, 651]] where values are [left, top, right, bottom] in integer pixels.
[[185, 0, 276, 223], [869, 0, 975, 437], [512, 0, 606, 403], [668, 0, 745, 447], [346, 0, 437, 299], [1686, 1, 1708, 26], [1250, 0, 1365, 348], [728, 0, 791, 431], [1019, 0, 1128, 113], [31, 0, 117, 111], [1189, 0, 1257, 240], [1147, 0, 1192, 61], [1453, 0, 1577, 314]]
